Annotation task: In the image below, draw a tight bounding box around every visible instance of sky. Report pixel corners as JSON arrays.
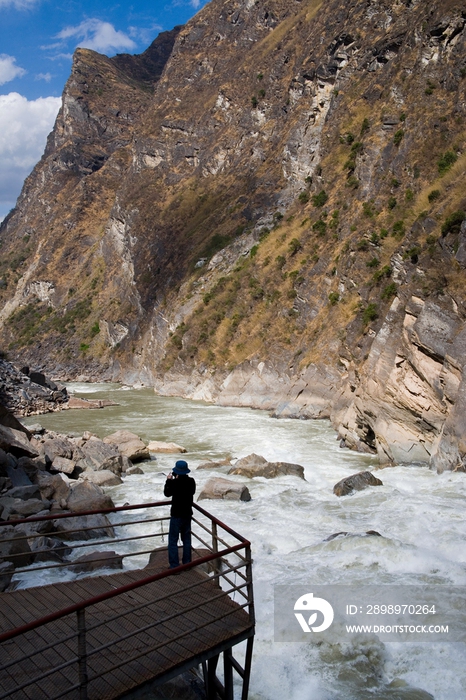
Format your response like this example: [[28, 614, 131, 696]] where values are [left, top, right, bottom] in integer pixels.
[[0, 0, 210, 222]]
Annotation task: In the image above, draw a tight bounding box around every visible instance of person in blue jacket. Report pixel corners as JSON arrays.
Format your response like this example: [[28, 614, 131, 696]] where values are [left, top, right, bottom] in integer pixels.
[[164, 460, 196, 568]]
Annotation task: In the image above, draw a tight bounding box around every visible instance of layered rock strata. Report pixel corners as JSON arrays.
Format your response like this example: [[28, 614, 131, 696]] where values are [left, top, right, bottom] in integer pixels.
[[1, 0, 466, 471]]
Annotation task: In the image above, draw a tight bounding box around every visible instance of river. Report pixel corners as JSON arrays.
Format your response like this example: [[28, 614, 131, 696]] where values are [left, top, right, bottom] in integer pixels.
[[24, 383, 466, 700]]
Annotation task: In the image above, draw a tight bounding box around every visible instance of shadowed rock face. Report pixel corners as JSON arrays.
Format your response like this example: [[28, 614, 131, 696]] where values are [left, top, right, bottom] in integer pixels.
[[1, 0, 466, 471]]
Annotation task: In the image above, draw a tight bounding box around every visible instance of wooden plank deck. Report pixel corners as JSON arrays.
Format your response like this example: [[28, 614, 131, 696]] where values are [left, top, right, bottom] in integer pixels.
[[0, 550, 253, 700]]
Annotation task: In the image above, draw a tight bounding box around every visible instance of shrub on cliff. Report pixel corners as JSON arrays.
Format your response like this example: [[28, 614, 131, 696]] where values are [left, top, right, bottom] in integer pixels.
[[441, 210, 465, 237]]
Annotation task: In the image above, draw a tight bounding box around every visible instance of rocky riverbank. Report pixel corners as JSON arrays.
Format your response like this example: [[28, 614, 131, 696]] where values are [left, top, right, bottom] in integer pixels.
[[0, 359, 68, 416], [0, 403, 151, 591]]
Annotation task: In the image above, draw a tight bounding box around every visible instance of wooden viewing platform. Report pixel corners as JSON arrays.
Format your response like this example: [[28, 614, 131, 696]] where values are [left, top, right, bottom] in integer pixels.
[[0, 502, 255, 700]]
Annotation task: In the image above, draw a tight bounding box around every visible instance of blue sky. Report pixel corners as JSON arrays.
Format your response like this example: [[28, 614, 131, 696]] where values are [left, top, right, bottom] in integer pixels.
[[0, 0, 210, 221]]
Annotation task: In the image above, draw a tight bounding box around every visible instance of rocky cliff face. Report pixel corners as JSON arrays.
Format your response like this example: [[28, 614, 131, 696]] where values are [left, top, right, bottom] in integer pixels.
[[1, 0, 466, 471]]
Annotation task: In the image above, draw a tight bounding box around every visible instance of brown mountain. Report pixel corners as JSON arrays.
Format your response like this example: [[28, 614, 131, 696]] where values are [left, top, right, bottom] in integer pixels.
[[1, 0, 466, 471]]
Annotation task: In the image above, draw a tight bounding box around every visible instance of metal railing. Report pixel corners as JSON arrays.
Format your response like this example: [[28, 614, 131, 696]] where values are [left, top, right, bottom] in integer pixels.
[[0, 502, 255, 700]]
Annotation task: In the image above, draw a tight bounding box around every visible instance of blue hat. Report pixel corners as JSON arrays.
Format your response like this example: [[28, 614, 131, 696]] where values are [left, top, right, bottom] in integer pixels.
[[173, 460, 190, 475]]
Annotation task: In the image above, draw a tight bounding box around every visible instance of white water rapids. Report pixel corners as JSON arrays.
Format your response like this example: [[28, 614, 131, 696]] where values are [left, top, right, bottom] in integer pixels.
[[23, 383, 466, 700]]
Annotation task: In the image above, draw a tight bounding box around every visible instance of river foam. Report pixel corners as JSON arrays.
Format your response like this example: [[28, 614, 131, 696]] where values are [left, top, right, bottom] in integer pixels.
[[24, 383, 466, 699]]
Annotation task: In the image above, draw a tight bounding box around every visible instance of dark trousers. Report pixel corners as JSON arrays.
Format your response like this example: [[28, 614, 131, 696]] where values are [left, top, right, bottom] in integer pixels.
[[168, 516, 192, 568]]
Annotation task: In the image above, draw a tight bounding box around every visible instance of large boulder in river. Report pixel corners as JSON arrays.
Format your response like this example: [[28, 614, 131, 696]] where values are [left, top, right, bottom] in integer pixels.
[[148, 440, 187, 453], [103, 430, 149, 462], [228, 453, 305, 479], [66, 480, 115, 512], [196, 458, 232, 471], [333, 471, 383, 497], [198, 477, 251, 502]]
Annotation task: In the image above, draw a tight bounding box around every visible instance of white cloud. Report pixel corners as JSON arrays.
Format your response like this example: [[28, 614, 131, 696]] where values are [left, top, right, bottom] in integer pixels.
[[129, 24, 163, 46], [0, 0, 38, 8], [35, 72, 52, 82], [0, 92, 60, 213], [0, 54, 26, 85], [56, 19, 137, 54]]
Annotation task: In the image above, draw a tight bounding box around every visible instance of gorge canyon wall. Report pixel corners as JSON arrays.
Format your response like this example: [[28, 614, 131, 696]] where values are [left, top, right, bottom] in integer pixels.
[[1, 0, 466, 471]]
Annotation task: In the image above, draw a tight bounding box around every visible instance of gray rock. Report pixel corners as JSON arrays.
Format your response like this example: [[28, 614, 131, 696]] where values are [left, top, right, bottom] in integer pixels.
[[0, 525, 33, 567], [124, 465, 144, 475], [81, 470, 123, 486], [6, 465, 32, 487], [233, 454, 267, 469], [198, 477, 251, 502], [41, 435, 74, 463], [70, 550, 123, 573], [196, 459, 232, 471], [147, 441, 187, 453], [103, 430, 149, 462], [1, 497, 50, 519], [0, 561, 14, 592], [35, 472, 71, 502], [66, 480, 115, 512], [0, 424, 39, 457], [30, 536, 72, 563], [333, 471, 383, 497], [52, 513, 115, 541], [4, 485, 40, 501], [228, 454, 305, 479], [51, 456, 76, 475], [325, 530, 382, 541], [77, 438, 123, 474]]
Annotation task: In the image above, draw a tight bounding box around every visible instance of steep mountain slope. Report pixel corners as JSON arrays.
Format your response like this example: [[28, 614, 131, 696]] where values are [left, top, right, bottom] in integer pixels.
[[1, 0, 466, 471]]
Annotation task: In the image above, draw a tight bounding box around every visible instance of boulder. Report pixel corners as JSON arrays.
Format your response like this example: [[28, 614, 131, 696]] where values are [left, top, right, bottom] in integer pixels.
[[76, 438, 124, 474], [67, 397, 119, 409], [51, 456, 76, 475], [66, 480, 115, 512], [1, 497, 50, 519], [198, 477, 251, 502], [52, 513, 115, 540], [30, 536, 72, 563], [5, 464, 32, 487], [0, 424, 39, 458], [35, 472, 71, 503], [40, 435, 74, 462], [148, 441, 187, 453], [70, 550, 123, 573], [196, 458, 232, 471], [103, 430, 150, 462], [0, 524, 33, 567], [333, 471, 383, 497], [324, 530, 382, 541], [81, 470, 123, 487], [228, 454, 305, 479], [0, 561, 14, 592], [125, 465, 144, 475], [4, 484, 40, 501], [17, 455, 46, 477], [233, 453, 267, 469]]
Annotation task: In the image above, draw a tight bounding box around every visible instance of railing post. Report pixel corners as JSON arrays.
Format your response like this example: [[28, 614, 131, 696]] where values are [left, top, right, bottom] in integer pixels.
[[212, 521, 218, 555], [211, 520, 220, 578], [245, 544, 255, 626], [77, 608, 88, 700]]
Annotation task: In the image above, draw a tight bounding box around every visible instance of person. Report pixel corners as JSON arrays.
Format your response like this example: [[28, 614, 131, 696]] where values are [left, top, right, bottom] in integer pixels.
[[164, 459, 196, 569]]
